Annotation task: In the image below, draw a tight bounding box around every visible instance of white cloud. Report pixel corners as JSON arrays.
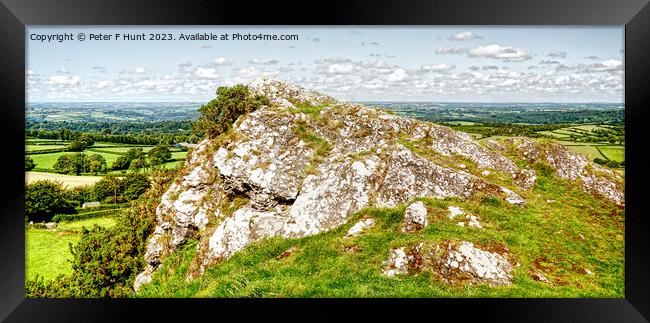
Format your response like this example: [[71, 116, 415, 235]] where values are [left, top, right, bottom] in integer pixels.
[[468, 44, 531, 62], [420, 63, 455, 72], [249, 58, 279, 65], [47, 74, 80, 86], [548, 51, 568, 58], [539, 59, 561, 64], [214, 57, 234, 65], [194, 67, 218, 79], [448, 32, 482, 41], [435, 47, 468, 55], [135, 67, 145, 74], [386, 68, 408, 82]]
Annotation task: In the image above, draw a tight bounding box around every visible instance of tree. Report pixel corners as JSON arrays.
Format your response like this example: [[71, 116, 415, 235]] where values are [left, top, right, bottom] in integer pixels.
[[52, 154, 75, 174], [67, 134, 94, 151], [93, 174, 125, 203], [25, 180, 75, 222], [111, 147, 145, 171], [123, 173, 151, 201], [147, 145, 172, 166], [86, 154, 107, 174], [193, 84, 270, 139], [25, 156, 36, 171]]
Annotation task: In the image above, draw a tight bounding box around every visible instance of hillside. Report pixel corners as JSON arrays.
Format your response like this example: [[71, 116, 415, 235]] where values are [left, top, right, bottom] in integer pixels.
[[134, 78, 624, 297]]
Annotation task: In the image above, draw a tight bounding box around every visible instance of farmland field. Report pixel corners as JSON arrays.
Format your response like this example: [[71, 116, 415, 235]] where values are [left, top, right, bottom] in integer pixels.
[[25, 229, 80, 280], [26, 171, 103, 188], [565, 145, 605, 160], [26, 215, 118, 280], [598, 146, 625, 162], [26, 138, 189, 176], [30, 151, 122, 170]]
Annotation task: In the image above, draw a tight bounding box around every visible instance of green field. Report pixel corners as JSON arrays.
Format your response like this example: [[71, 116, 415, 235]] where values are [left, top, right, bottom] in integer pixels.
[[30, 151, 122, 170], [88, 146, 155, 154], [598, 146, 625, 162], [26, 144, 67, 152], [26, 139, 188, 174], [26, 215, 118, 280], [26, 230, 80, 280], [565, 145, 605, 160]]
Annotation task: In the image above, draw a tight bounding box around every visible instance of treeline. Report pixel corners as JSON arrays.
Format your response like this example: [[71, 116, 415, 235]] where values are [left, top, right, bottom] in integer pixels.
[[419, 109, 624, 125], [445, 122, 569, 138], [27, 120, 193, 135], [26, 128, 201, 145]]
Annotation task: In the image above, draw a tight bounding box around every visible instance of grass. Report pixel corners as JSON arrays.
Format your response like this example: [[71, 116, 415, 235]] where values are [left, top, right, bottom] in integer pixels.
[[26, 230, 80, 280], [57, 217, 117, 232], [289, 102, 327, 119], [564, 145, 605, 160], [26, 144, 67, 152], [598, 146, 625, 162], [30, 151, 121, 170], [137, 163, 624, 298], [26, 215, 119, 281]]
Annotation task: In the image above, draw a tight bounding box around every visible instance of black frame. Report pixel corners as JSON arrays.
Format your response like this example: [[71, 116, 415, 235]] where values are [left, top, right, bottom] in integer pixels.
[[1, 0, 649, 321]]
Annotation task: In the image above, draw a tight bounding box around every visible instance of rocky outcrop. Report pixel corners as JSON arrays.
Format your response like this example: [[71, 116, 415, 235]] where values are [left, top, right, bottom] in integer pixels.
[[432, 240, 514, 286], [134, 78, 624, 291], [402, 201, 428, 233], [381, 240, 514, 286], [506, 137, 624, 206]]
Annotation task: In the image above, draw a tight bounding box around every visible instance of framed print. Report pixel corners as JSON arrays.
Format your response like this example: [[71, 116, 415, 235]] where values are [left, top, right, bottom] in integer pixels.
[[1, 0, 649, 321]]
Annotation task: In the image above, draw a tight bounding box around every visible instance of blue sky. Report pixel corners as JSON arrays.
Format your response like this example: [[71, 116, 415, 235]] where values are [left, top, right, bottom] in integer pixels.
[[26, 26, 624, 103]]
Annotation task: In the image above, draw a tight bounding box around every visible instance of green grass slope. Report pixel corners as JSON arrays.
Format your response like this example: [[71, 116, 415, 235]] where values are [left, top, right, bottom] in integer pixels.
[[136, 163, 624, 298]]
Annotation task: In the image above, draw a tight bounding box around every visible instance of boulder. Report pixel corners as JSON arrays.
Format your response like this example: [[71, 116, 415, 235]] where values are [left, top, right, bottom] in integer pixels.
[[382, 240, 514, 286], [345, 218, 375, 237], [402, 201, 428, 233]]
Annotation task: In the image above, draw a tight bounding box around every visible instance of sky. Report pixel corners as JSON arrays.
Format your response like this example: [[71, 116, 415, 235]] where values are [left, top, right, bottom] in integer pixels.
[[26, 26, 624, 103]]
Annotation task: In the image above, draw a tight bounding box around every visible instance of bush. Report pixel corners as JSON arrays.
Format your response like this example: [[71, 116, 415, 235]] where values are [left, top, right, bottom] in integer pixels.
[[52, 207, 124, 222], [25, 180, 76, 222], [594, 157, 607, 165], [93, 174, 125, 203], [63, 185, 95, 208], [192, 84, 270, 139], [25, 156, 37, 171], [123, 173, 151, 201]]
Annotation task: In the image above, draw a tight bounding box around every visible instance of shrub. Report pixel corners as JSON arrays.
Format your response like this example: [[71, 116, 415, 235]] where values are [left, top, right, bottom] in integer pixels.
[[25, 156, 36, 171], [25, 180, 76, 222], [63, 185, 95, 208], [192, 84, 270, 139], [594, 157, 607, 165], [123, 173, 151, 201]]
